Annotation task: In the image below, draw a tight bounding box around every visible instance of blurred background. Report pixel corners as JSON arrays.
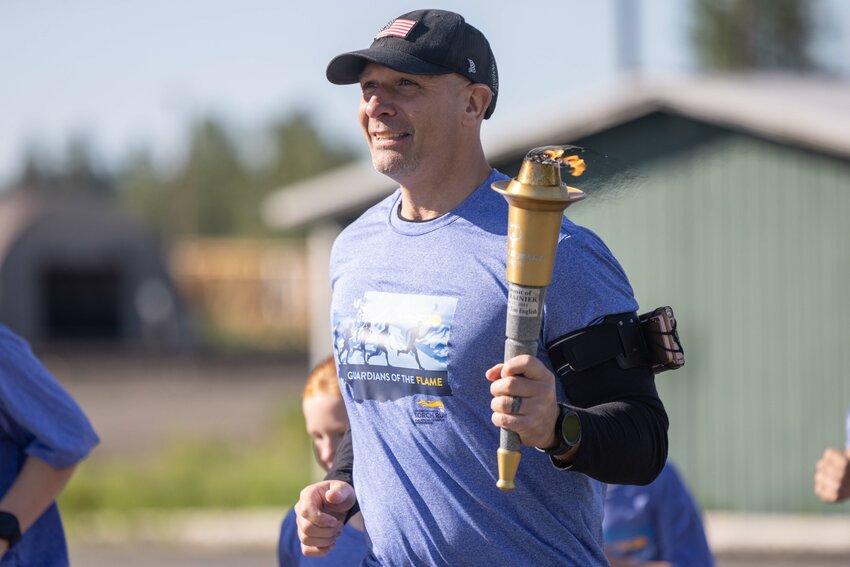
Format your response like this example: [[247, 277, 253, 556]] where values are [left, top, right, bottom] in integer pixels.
[[2, 0, 850, 565]]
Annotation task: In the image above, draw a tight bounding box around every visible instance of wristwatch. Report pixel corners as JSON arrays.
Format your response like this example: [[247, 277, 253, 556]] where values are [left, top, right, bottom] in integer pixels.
[[0, 511, 21, 549], [536, 403, 581, 456]]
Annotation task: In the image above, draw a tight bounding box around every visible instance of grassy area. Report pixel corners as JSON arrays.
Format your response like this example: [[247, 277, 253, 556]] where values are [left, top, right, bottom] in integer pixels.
[[59, 399, 312, 516]]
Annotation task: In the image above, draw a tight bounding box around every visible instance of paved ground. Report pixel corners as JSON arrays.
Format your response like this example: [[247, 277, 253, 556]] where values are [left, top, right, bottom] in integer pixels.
[[69, 542, 275, 567], [47, 351, 304, 565], [67, 543, 850, 567], [719, 553, 850, 567], [42, 349, 309, 461]]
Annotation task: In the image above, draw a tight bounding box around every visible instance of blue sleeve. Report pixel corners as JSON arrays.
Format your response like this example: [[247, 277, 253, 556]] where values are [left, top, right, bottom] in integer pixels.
[[0, 326, 99, 468], [278, 508, 369, 567], [542, 220, 638, 343], [541, 221, 666, 485], [653, 463, 715, 567], [279, 509, 300, 567]]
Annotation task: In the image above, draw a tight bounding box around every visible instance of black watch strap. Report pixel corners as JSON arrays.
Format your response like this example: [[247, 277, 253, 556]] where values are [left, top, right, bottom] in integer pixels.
[[535, 404, 580, 456], [0, 511, 21, 549]]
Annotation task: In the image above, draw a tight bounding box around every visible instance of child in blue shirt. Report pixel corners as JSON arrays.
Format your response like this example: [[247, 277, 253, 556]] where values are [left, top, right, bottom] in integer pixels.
[[278, 357, 368, 567], [0, 324, 100, 566], [604, 461, 714, 566]]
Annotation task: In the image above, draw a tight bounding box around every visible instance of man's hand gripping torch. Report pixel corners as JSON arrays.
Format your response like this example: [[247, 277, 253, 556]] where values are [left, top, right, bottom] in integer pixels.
[[490, 146, 586, 491]]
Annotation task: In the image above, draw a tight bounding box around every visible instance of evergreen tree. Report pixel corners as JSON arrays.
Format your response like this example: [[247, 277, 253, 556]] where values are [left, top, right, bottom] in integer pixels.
[[118, 147, 166, 232], [13, 144, 54, 190], [261, 111, 358, 189], [691, 0, 821, 71], [12, 136, 112, 196], [63, 135, 112, 195], [168, 117, 249, 236]]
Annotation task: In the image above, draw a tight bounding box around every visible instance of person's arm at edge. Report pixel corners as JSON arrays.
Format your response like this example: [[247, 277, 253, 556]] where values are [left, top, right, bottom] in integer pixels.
[[814, 447, 850, 503], [0, 456, 77, 556]]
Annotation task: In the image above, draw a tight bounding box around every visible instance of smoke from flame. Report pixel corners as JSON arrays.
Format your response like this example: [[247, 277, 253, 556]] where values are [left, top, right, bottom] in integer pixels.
[[525, 145, 586, 177], [522, 144, 643, 199]]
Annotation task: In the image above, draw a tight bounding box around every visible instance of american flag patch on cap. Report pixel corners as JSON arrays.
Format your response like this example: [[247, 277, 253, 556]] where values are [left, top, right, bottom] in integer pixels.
[[375, 18, 417, 40]]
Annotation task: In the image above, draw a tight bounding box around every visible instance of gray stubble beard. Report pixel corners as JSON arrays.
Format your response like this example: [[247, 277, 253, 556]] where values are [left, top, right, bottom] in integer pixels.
[[370, 150, 419, 179]]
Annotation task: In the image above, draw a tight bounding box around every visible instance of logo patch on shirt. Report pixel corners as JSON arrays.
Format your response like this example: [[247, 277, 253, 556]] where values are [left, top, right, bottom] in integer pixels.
[[604, 524, 657, 561], [413, 398, 447, 425]]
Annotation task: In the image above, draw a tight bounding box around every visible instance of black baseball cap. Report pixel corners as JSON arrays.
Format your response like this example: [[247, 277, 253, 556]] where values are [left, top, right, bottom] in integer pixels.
[[326, 9, 499, 119]]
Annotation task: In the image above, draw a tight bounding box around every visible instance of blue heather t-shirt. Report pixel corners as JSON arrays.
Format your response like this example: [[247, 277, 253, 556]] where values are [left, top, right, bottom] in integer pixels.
[[278, 508, 369, 567], [329, 170, 638, 566], [603, 462, 714, 566], [0, 324, 100, 567]]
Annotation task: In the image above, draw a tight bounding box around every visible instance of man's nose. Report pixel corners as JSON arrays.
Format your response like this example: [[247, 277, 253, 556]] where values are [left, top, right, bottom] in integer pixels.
[[363, 91, 395, 117]]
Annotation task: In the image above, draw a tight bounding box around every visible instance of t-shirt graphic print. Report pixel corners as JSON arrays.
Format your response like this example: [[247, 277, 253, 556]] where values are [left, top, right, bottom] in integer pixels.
[[333, 291, 457, 403]]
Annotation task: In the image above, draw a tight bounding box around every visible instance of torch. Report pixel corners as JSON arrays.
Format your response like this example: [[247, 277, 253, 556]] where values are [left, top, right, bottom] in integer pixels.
[[490, 146, 586, 491]]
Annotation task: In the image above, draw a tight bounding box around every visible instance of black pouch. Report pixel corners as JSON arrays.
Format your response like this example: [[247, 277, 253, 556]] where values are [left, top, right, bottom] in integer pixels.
[[639, 306, 684, 374], [547, 307, 684, 377]]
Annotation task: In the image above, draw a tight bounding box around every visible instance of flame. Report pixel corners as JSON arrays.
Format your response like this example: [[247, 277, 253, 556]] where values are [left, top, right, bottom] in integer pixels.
[[542, 148, 566, 161], [562, 154, 586, 177], [526, 145, 586, 177], [416, 400, 445, 409]]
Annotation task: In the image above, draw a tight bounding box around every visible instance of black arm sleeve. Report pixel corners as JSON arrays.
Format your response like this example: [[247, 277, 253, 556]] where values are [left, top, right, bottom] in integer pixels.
[[323, 427, 360, 519], [325, 427, 353, 485], [558, 359, 668, 485]]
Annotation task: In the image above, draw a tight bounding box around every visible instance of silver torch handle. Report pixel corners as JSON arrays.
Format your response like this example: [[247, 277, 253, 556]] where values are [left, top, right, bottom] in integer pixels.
[[497, 284, 547, 490], [496, 282, 546, 490], [491, 144, 587, 491]]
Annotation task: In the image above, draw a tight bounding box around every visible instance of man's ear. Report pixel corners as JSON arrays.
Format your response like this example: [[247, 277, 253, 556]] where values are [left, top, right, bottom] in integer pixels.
[[463, 84, 493, 125]]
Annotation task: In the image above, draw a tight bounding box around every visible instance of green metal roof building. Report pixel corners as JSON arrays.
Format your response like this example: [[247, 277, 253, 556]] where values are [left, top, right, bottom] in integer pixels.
[[264, 75, 850, 514], [505, 76, 850, 514]]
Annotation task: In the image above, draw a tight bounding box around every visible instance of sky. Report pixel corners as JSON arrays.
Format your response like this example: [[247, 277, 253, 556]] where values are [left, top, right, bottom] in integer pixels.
[[1, 0, 848, 187]]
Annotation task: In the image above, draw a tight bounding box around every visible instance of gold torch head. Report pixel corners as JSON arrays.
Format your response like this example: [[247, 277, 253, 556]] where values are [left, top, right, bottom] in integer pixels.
[[491, 146, 588, 286], [492, 145, 587, 210], [516, 155, 560, 187]]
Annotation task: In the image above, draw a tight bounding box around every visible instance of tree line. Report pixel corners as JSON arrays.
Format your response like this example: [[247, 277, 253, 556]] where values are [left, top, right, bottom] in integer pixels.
[[8, 112, 358, 240]]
